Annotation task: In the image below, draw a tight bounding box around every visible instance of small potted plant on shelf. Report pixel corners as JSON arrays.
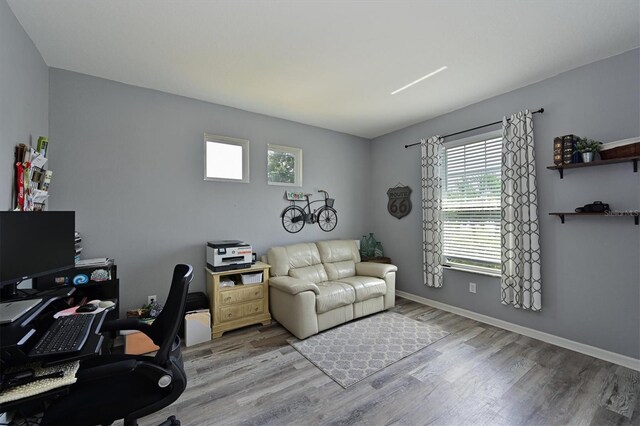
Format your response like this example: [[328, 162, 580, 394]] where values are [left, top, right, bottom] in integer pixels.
[[575, 138, 602, 163]]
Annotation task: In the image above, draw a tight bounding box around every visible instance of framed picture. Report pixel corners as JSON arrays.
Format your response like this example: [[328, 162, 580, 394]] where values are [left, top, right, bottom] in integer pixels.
[[204, 134, 250, 183], [267, 144, 302, 187]]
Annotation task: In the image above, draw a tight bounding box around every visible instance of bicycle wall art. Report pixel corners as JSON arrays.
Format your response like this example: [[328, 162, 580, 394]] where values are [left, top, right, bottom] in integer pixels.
[[280, 190, 338, 233]]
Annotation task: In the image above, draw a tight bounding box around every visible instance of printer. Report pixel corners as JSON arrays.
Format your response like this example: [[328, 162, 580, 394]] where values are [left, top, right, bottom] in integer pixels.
[[206, 240, 252, 272]]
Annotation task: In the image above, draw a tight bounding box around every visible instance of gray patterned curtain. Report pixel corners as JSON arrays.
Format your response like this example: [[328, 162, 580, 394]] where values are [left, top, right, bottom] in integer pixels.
[[421, 136, 444, 288], [501, 110, 542, 311]]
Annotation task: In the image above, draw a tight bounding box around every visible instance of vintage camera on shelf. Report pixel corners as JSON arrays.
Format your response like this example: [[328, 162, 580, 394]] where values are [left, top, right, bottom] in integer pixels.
[[575, 201, 610, 213]]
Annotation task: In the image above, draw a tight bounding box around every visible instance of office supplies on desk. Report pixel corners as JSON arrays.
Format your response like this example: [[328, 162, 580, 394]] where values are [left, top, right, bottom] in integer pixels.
[[75, 258, 111, 268], [76, 303, 98, 313], [0, 299, 42, 324], [29, 314, 95, 357]]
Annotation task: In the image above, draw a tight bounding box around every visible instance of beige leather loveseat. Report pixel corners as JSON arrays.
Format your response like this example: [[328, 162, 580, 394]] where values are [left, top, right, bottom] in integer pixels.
[[267, 239, 397, 339]]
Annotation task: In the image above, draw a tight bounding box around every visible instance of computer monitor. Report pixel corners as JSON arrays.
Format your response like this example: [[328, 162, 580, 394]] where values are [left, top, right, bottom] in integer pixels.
[[0, 211, 75, 298]]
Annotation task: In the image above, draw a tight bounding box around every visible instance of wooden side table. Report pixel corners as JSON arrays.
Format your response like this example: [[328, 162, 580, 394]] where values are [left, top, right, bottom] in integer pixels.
[[362, 256, 392, 264], [205, 262, 272, 338]]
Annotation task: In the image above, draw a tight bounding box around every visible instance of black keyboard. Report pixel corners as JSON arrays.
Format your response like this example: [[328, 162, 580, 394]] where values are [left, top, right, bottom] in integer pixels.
[[29, 314, 95, 357]]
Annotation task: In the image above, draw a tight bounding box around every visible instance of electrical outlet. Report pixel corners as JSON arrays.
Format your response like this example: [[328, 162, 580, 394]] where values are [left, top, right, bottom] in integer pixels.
[[148, 295, 157, 305], [469, 282, 477, 293]]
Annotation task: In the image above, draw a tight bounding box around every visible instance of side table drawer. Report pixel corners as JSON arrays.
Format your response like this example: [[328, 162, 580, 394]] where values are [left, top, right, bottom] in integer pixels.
[[220, 300, 264, 322], [220, 286, 264, 305]]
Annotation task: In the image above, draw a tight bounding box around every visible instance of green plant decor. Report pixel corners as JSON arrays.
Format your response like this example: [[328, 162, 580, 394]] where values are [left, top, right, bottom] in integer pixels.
[[575, 138, 603, 154]]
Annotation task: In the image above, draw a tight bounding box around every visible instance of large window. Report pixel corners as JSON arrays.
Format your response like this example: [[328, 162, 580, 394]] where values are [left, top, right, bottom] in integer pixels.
[[442, 131, 502, 273]]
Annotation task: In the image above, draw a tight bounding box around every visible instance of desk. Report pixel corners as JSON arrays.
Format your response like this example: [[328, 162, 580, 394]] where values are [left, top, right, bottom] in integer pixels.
[[0, 290, 114, 414]]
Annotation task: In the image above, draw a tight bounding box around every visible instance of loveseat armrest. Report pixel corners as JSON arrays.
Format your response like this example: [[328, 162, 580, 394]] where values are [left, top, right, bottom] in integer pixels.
[[269, 276, 320, 295], [356, 262, 398, 279]]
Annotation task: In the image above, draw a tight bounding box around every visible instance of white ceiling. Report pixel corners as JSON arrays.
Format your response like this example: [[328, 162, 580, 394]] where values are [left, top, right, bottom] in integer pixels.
[[8, 0, 640, 139]]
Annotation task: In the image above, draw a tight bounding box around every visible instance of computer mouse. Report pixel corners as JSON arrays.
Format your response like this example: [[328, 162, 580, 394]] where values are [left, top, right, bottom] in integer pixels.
[[76, 304, 98, 313], [98, 300, 115, 309]]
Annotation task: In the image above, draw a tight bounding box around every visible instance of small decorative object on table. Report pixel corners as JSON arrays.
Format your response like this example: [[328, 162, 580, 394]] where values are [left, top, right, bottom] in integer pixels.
[[575, 201, 610, 213], [359, 233, 384, 260], [574, 138, 602, 163]]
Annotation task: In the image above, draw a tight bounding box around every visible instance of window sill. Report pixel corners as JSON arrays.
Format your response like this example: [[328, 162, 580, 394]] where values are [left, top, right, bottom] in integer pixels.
[[443, 264, 500, 278]]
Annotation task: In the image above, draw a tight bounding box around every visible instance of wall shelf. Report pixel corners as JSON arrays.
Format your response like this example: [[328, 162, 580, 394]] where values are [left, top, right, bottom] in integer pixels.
[[547, 155, 639, 179], [549, 212, 639, 225]]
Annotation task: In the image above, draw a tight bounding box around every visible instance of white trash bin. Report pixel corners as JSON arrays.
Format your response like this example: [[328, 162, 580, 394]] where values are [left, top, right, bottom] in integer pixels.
[[184, 309, 211, 347]]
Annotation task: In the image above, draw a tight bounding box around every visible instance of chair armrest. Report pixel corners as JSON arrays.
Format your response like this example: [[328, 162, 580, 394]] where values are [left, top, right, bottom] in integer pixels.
[[356, 262, 398, 278], [99, 318, 153, 335], [76, 359, 137, 383], [269, 276, 320, 295]]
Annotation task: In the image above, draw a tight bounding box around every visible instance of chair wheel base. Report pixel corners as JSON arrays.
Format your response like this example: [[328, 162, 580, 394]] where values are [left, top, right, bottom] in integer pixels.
[[158, 415, 180, 426]]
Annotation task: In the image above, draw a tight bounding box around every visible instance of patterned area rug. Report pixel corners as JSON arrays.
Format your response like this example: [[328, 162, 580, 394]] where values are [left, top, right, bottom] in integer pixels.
[[289, 311, 449, 388]]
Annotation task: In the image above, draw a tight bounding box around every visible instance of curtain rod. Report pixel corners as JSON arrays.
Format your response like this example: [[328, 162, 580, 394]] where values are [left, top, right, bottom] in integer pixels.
[[404, 108, 544, 148]]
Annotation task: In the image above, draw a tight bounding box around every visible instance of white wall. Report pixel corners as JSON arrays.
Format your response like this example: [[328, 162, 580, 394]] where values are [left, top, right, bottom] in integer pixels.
[[48, 69, 372, 315], [369, 49, 640, 358], [0, 0, 48, 210]]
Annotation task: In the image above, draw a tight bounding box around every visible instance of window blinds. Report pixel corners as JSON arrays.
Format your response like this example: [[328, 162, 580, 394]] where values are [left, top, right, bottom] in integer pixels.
[[442, 136, 502, 269]]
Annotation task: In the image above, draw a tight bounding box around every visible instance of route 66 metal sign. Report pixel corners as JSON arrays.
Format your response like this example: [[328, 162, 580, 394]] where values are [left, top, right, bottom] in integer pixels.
[[387, 185, 412, 219]]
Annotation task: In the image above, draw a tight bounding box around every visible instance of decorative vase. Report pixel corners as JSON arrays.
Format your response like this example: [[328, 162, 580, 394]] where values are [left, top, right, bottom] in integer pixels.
[[582, 152, 594, 163], [374, 242, 384, 258], [365, 233, 377, 258], [359, 235, 368, 258]]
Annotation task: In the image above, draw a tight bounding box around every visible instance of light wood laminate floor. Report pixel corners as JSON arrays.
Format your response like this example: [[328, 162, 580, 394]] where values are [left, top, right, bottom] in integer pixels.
[[135, 297, 639, 426]]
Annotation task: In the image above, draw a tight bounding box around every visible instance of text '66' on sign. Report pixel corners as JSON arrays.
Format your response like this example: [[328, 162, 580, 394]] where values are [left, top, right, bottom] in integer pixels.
[[387, 185, 412, 219]]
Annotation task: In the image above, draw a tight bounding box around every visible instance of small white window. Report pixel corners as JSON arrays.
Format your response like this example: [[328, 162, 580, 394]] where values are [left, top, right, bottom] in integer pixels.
[[267, 144, 302, 187], [204, 134, 249, 183], [442, 131, 502, 274]]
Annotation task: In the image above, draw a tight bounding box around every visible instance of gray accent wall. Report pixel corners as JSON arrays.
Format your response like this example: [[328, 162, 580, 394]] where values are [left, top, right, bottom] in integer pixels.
[[370, 49, 640, 358], [0, 0, 48, 210], [48, 69, 372, 315]]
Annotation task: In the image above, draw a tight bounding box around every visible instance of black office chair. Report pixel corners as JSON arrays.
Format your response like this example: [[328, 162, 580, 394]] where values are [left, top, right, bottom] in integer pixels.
[[42, 264, 194, 426]]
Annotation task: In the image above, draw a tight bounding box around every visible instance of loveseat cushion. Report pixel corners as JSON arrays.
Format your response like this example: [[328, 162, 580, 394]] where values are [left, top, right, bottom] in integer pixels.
[[336, 276, 387, 302], [315, 281, 356, 313], [290, 264, 328, 284], [267, 243, 326, 280], [317, 240, 360, 280]]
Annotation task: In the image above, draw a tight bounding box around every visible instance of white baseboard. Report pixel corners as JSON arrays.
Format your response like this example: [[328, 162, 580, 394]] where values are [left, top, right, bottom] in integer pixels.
[[396, 290, 640, 371]]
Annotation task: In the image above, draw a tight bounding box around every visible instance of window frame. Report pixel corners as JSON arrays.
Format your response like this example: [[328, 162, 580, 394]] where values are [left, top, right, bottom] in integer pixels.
[[203, 133, 250, 183], [267, 144, 303, 187], [441, 130, 502, 277]]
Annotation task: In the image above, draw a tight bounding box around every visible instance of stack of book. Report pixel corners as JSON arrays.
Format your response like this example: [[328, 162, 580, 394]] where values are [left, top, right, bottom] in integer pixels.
[[553, 134, 581, 165], [74, 232, 82, 263], [75, 258, 113, 268]]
